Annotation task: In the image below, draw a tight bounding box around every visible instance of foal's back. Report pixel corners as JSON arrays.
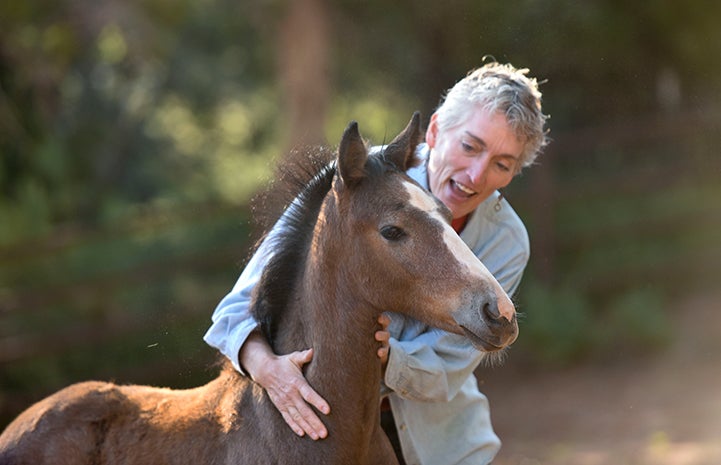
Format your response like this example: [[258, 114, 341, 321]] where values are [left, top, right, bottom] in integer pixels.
[[0, 361, 359, 465], [0, 369, 253, 464]]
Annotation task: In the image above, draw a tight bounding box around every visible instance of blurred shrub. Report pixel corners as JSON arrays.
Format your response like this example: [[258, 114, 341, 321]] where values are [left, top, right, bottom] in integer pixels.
[[513, 279, 596, 366], [597, 288, 672, 356], [513, 280, 671, 366]]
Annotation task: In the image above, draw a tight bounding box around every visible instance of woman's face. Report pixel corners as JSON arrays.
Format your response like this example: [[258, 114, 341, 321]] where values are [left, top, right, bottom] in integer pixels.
[[426, 107, 523, 219]]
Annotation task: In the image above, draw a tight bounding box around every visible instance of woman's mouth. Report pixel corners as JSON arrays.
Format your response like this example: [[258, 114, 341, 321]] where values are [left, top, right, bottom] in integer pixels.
[[450, 179, 477, 198]]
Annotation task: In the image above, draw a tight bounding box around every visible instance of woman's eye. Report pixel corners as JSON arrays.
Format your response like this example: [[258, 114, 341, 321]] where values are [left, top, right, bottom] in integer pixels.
[[496, 162, 511, 172], [380, 225, 406, 241]]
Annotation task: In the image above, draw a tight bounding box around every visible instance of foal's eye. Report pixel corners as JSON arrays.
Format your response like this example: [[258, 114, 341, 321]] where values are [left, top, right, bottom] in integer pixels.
[[380, 225, 406, 241]]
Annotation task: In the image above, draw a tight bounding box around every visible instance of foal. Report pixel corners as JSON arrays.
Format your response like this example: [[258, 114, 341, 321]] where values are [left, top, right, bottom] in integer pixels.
[[0, 113, 518, 464]]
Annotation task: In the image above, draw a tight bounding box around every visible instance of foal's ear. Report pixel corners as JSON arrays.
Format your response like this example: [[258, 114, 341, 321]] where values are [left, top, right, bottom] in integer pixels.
[[384, 111, 423, 171], [338, 120, 368, 186]]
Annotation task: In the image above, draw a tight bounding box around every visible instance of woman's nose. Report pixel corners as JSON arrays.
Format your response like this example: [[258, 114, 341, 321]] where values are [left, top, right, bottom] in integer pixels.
[[467, 155, 490, 185]]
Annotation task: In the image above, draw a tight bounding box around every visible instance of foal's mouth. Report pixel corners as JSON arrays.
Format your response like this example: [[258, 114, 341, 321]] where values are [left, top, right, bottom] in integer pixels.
[[459, 325, 506, 352]]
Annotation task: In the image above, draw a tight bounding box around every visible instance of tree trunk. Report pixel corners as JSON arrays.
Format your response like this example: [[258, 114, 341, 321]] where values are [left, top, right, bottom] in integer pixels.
[[277, 0, 331, 151]]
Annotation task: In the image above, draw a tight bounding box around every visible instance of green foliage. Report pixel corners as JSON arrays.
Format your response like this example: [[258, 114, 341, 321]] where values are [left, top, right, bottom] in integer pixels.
[[325, 91, 419, 147], [0, 206, 250, 425], [598, 288, 672, 356], [514, 280, 596, 366], [514, 282, 672, 366], [0, 0, 281, 246], [2, 0, 721, 429]]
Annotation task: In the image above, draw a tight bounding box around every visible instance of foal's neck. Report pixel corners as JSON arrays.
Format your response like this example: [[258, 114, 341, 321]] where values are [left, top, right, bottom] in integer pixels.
[[283, 266, 384, 442], [306, 286, 383, 407], [271, 197, 386, 448]]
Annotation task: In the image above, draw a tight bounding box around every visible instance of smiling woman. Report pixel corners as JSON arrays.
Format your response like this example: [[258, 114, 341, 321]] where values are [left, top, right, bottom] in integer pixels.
[[426, 108, 523, 220]]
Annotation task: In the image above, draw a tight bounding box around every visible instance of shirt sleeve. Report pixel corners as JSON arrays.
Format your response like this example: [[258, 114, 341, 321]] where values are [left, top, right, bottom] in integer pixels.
[[385, 328, 486, 402], [203, 202, 299, 374], [202, 238, 270, 374]]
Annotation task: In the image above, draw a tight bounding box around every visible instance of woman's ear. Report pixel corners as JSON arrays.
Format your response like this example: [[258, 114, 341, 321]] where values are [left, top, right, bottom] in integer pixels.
[[426, 112, 439, 148]]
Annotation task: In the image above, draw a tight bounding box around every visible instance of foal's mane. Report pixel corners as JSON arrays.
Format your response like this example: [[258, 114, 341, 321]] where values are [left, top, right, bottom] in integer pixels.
[[249, 146, 338, 348], [249, 142, 404, 348]]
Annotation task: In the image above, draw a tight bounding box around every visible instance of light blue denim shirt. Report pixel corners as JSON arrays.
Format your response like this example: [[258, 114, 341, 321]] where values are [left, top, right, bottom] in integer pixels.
[[204, 143, 530, 465]]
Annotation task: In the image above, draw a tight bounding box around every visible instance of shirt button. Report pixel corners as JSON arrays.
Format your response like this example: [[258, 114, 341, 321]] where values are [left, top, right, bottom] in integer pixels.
[[399, 423, 407, 431]]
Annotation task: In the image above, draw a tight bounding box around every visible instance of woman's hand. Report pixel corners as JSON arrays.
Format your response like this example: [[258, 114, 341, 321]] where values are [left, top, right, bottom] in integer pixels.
[[239, 331, 330, 440], [376, 313, 392, 370]]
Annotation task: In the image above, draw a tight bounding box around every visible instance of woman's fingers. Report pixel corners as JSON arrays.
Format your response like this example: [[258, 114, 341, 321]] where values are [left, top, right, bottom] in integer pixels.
[[263, 348, 329, 440], [376, 314, 391, 365]]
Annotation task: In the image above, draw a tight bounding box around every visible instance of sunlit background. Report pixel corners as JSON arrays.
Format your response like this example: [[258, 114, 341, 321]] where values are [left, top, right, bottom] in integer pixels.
[[2, 1, 720, 463]]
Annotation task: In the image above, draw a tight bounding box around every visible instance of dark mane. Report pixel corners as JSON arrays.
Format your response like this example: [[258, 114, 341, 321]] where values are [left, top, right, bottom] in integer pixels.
[[249, 146, 339, 347], [249, 141, 416, 347]]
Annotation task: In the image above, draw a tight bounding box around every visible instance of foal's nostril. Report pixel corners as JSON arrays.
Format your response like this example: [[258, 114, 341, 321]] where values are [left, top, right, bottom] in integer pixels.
[[482, 301, 501, 321]]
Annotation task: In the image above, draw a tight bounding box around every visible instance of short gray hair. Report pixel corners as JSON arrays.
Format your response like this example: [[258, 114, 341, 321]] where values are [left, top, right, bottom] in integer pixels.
[[434, 61, 549, 172]]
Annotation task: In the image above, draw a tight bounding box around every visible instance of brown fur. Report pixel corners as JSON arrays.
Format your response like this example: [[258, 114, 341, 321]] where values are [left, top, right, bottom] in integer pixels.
[[0, 113, 517, 464]]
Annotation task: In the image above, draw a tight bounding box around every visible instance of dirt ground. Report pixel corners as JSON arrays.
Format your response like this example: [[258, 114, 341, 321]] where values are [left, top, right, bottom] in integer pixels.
[[480, 290, 721, 465]]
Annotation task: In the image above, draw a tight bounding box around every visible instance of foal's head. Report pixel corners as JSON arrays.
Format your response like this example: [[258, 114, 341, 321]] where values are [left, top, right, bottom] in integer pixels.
[[331, 112, 518, 352]]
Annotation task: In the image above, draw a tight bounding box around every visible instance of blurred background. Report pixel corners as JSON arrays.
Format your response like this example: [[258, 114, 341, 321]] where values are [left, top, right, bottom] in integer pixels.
[[1, 0, 720, 463]]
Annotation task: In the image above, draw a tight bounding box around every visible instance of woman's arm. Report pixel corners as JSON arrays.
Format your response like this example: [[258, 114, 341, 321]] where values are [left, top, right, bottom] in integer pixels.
[[203, 210, 330, 439]]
